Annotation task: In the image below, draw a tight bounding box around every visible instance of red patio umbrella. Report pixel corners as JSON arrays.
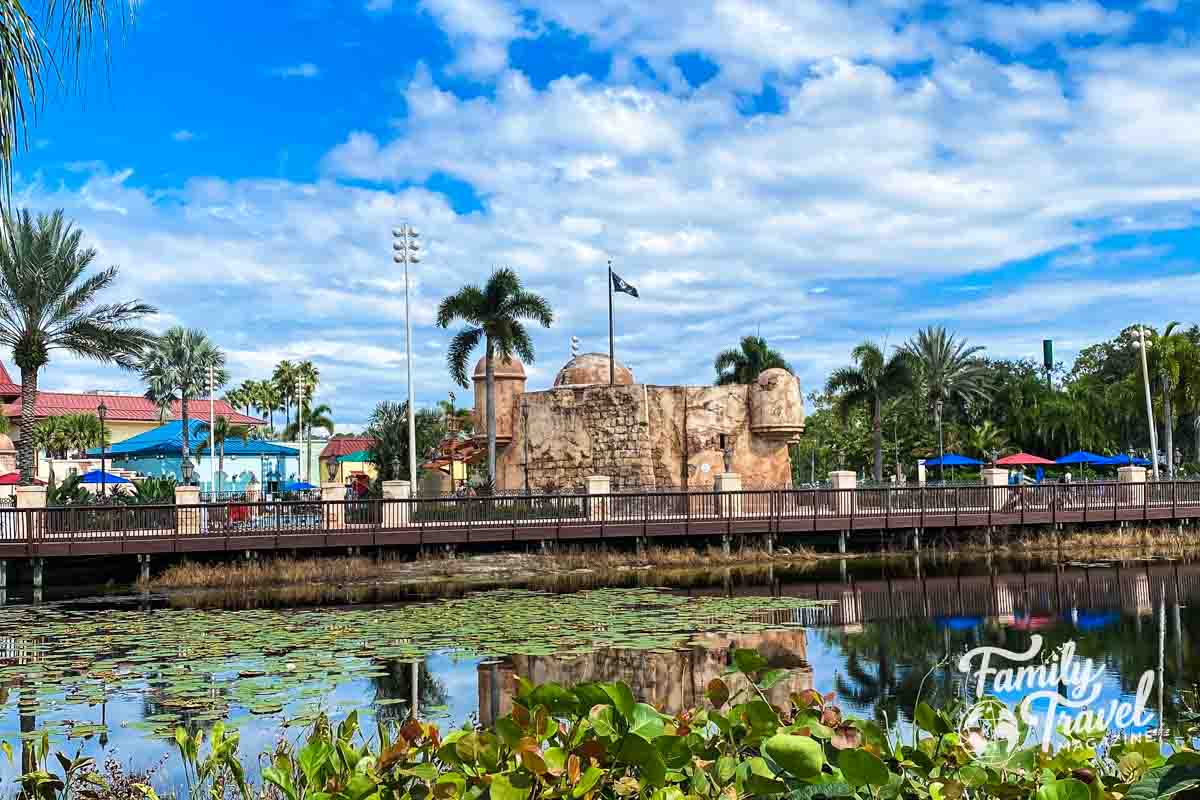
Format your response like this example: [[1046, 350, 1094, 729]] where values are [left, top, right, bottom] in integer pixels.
[[996, 452, 1056, 466], [0, 472, 45, 485]]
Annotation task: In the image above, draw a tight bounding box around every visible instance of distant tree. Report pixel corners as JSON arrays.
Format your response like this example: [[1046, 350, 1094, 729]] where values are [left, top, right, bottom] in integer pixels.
[[139, 327, 229, 474], [438, 268, 553, 482], [365, 401, 445, 482], [965, 421, 1008, 460], [714, 335, 792, 386], [0, 209, 155, 483], [284, 401, 334, 440], [825, 341, 915, 481], [904, 326, 990, 472], [272, 360, 297, 431]]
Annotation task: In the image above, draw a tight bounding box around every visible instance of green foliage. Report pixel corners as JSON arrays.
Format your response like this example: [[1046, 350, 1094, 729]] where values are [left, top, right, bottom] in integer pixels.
[[714, 335, 792, 385], [365, 401, 446, 482], [12, 647, 1197, 800], [137, 327, 228, 470]]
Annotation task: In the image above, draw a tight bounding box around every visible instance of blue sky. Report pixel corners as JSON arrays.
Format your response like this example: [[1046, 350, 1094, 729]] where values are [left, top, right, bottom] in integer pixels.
[[12, 0, 1200, 429]]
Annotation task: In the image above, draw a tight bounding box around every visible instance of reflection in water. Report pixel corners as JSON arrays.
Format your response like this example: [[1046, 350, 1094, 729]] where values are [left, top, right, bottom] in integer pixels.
[[3, 554, 1200, 786], [477, 630, 814, 726]]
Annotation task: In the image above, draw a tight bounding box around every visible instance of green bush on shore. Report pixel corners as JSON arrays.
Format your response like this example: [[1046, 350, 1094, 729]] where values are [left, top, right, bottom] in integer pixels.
[[9, 649, 1200, 800]]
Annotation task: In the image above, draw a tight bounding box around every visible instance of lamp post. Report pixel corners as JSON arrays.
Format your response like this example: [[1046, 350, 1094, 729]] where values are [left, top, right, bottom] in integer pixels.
[[447, 391, 457, 492], [392, 456, 401, 483], [392, 224, 420, 497], [934, 399, 945, 482], [182, 456, 195, 487], [1136, 327, 1160, 479], [298, 374, 308, 483], [208, 364, 216, 492], [521, 397, 530, 494], [97, 401, 107, 498]]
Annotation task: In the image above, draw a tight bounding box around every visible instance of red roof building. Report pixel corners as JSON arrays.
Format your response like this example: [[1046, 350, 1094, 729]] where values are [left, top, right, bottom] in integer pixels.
[[319, 436, 377, 460], [1, 392, 261, 425], [0, 361, 263, 446]]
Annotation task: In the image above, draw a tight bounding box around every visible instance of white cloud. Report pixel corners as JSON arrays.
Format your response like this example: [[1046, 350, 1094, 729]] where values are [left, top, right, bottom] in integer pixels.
[[171, 129, 196, 142], [948, 1, 1133, 49], [271, 63, 320, 79]]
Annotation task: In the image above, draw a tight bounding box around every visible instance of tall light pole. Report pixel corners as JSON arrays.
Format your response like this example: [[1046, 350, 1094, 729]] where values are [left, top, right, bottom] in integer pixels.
[[1137, 326, 1160, 479], [393, 224, 420, 491], [298, 374, 307, 483], [208, 364, 217, 492], [97, 401, 107, 498], [934, 399, 945, 482]]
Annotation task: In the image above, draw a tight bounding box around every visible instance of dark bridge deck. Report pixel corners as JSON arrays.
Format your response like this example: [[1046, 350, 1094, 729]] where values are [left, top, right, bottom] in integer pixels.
[[1, 481, 1198, 559]]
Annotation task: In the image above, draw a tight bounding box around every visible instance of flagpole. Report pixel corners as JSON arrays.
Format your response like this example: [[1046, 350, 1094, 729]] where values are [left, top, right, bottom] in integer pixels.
[[607, 260, 615, 385]]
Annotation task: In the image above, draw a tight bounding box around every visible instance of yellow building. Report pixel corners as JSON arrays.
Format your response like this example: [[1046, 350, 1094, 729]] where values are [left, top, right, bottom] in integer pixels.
[[318, 436, 379, 484]]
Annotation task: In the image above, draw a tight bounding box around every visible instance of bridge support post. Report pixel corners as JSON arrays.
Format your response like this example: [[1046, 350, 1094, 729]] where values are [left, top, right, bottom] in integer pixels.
[[912, 528, 921, 551], [715, 472, 743, 518], [635, 537, 645, 559], [984, 526, 994, 551], [0, 559, 6, 589], [322, 482, 348, 529], [174, 485, 201, 536], [838, 530, 847, 554], [764, 533, 774, 556], [829, 470, 856, 517], [30, 557, 43, 590], [16, 484, 47, 544], [586, 475, 611, 521], [382, 480, 412, 526], [981, 467, 1008, 512], [721, 534, 731, 558], [137, 554, 151, 583]]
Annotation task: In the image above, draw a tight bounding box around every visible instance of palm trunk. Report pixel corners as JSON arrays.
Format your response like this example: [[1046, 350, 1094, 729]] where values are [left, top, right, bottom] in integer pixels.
[[18, 368, 37, 485], [1162, 376, 1174, 476], [872, 394, 883, 482], [180, 394, 190, 482], [486, 337, 497, 483]]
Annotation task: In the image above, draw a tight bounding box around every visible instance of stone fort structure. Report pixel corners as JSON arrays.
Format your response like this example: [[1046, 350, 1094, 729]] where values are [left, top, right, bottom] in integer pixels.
[[469, 352, 804, 491]]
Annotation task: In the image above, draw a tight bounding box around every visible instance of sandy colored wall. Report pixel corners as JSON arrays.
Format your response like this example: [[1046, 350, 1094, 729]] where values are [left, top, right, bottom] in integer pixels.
[[496, 384, 794, 491]]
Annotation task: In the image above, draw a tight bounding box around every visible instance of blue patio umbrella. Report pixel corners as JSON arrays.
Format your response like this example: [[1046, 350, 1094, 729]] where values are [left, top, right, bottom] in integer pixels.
[[77, 469, 131, 484], [1056, 451, 1109, 465], [924, 453, 983, 467], [1097, 454, 1152, 467], [1070, 610, 1120, 631], [281, 480, 318, 491]]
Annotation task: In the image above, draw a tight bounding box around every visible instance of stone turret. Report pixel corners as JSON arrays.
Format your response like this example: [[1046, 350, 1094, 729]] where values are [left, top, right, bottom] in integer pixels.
[[471, 356, 526, 448], [749, 368, 804, 440]]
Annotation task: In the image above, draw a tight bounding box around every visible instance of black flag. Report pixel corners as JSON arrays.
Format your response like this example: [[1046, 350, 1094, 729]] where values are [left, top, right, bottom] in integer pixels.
[[611, 271, 639, 298]]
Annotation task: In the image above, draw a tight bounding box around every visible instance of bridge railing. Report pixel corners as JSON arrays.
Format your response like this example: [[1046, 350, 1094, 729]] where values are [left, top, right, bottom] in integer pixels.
[[2, 480, 1200, 554]]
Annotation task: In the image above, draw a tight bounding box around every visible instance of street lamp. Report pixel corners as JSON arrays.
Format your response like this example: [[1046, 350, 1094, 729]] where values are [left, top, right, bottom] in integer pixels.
[[181, 456, 195, 486], [392, 224, 420, 497], [97, 401, 108, 498], [934, 399, 945, 482], [1135, 327, 1160, 479], [447, 391, 458, 492], [392, 455, 401, 482], [521, 397, 530, 494]]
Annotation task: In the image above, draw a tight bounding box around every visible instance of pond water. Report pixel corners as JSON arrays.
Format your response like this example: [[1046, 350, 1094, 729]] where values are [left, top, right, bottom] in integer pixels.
[[1, 554, 1198, 791]]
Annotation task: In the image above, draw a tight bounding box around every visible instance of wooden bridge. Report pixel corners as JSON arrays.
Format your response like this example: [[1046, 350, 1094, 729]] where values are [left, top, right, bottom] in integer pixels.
[[0, 481, 1198, 564]]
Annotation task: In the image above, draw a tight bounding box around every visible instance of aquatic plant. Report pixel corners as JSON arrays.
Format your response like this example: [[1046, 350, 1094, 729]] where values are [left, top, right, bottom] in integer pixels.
[[8, 649, 1200, 800]]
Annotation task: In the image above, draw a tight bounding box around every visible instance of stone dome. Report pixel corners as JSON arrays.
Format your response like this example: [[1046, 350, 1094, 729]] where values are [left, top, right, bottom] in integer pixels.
[[472, 355, 526, 380], [554, 353, 634, 387]]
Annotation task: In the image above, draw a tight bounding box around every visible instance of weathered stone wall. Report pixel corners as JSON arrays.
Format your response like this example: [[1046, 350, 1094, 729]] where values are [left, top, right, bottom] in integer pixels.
[[497, 385, 655, 491], [496, 382, 795, 491]]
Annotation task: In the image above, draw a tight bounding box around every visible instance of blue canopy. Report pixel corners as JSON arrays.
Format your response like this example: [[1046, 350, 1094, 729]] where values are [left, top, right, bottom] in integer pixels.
[[77, 469, 131, 484], [924, 453, 983, 467], [281, 480, 318, 491], [90, 419, 299, 459], [934, 615, 984, 631], [1056, 450, 1109, 465], [1097, 454, 1152, 466]]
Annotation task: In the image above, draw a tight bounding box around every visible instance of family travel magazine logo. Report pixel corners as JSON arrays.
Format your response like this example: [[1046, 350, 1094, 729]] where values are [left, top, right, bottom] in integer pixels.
[[955, 635, 1156, 763]]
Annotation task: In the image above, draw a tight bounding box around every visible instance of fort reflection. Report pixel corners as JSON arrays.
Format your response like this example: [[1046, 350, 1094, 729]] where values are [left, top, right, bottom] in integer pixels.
[[477, 629, 812, 726]]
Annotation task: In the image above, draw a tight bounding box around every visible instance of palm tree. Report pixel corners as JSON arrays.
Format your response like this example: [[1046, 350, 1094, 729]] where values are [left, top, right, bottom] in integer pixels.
[[437, 268, 553, 481], [714, 336, 792, 386], [283, 401, 333, 440], [272, 360, 297, 430], [250, 379, 280, 431], [0, 209, 155, 483], [1150, 322, 1190, 476], [296, 360, 319, 406], [904, 326, 990, 477], [437, 397, 474, 436], [196, 415, 249, 493], [965, 421, 1008, 461], [138, 327, 229, 477], [61, 413, 105, 456], [0, 1, 123, 194], [825, 341, 915, 481]]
